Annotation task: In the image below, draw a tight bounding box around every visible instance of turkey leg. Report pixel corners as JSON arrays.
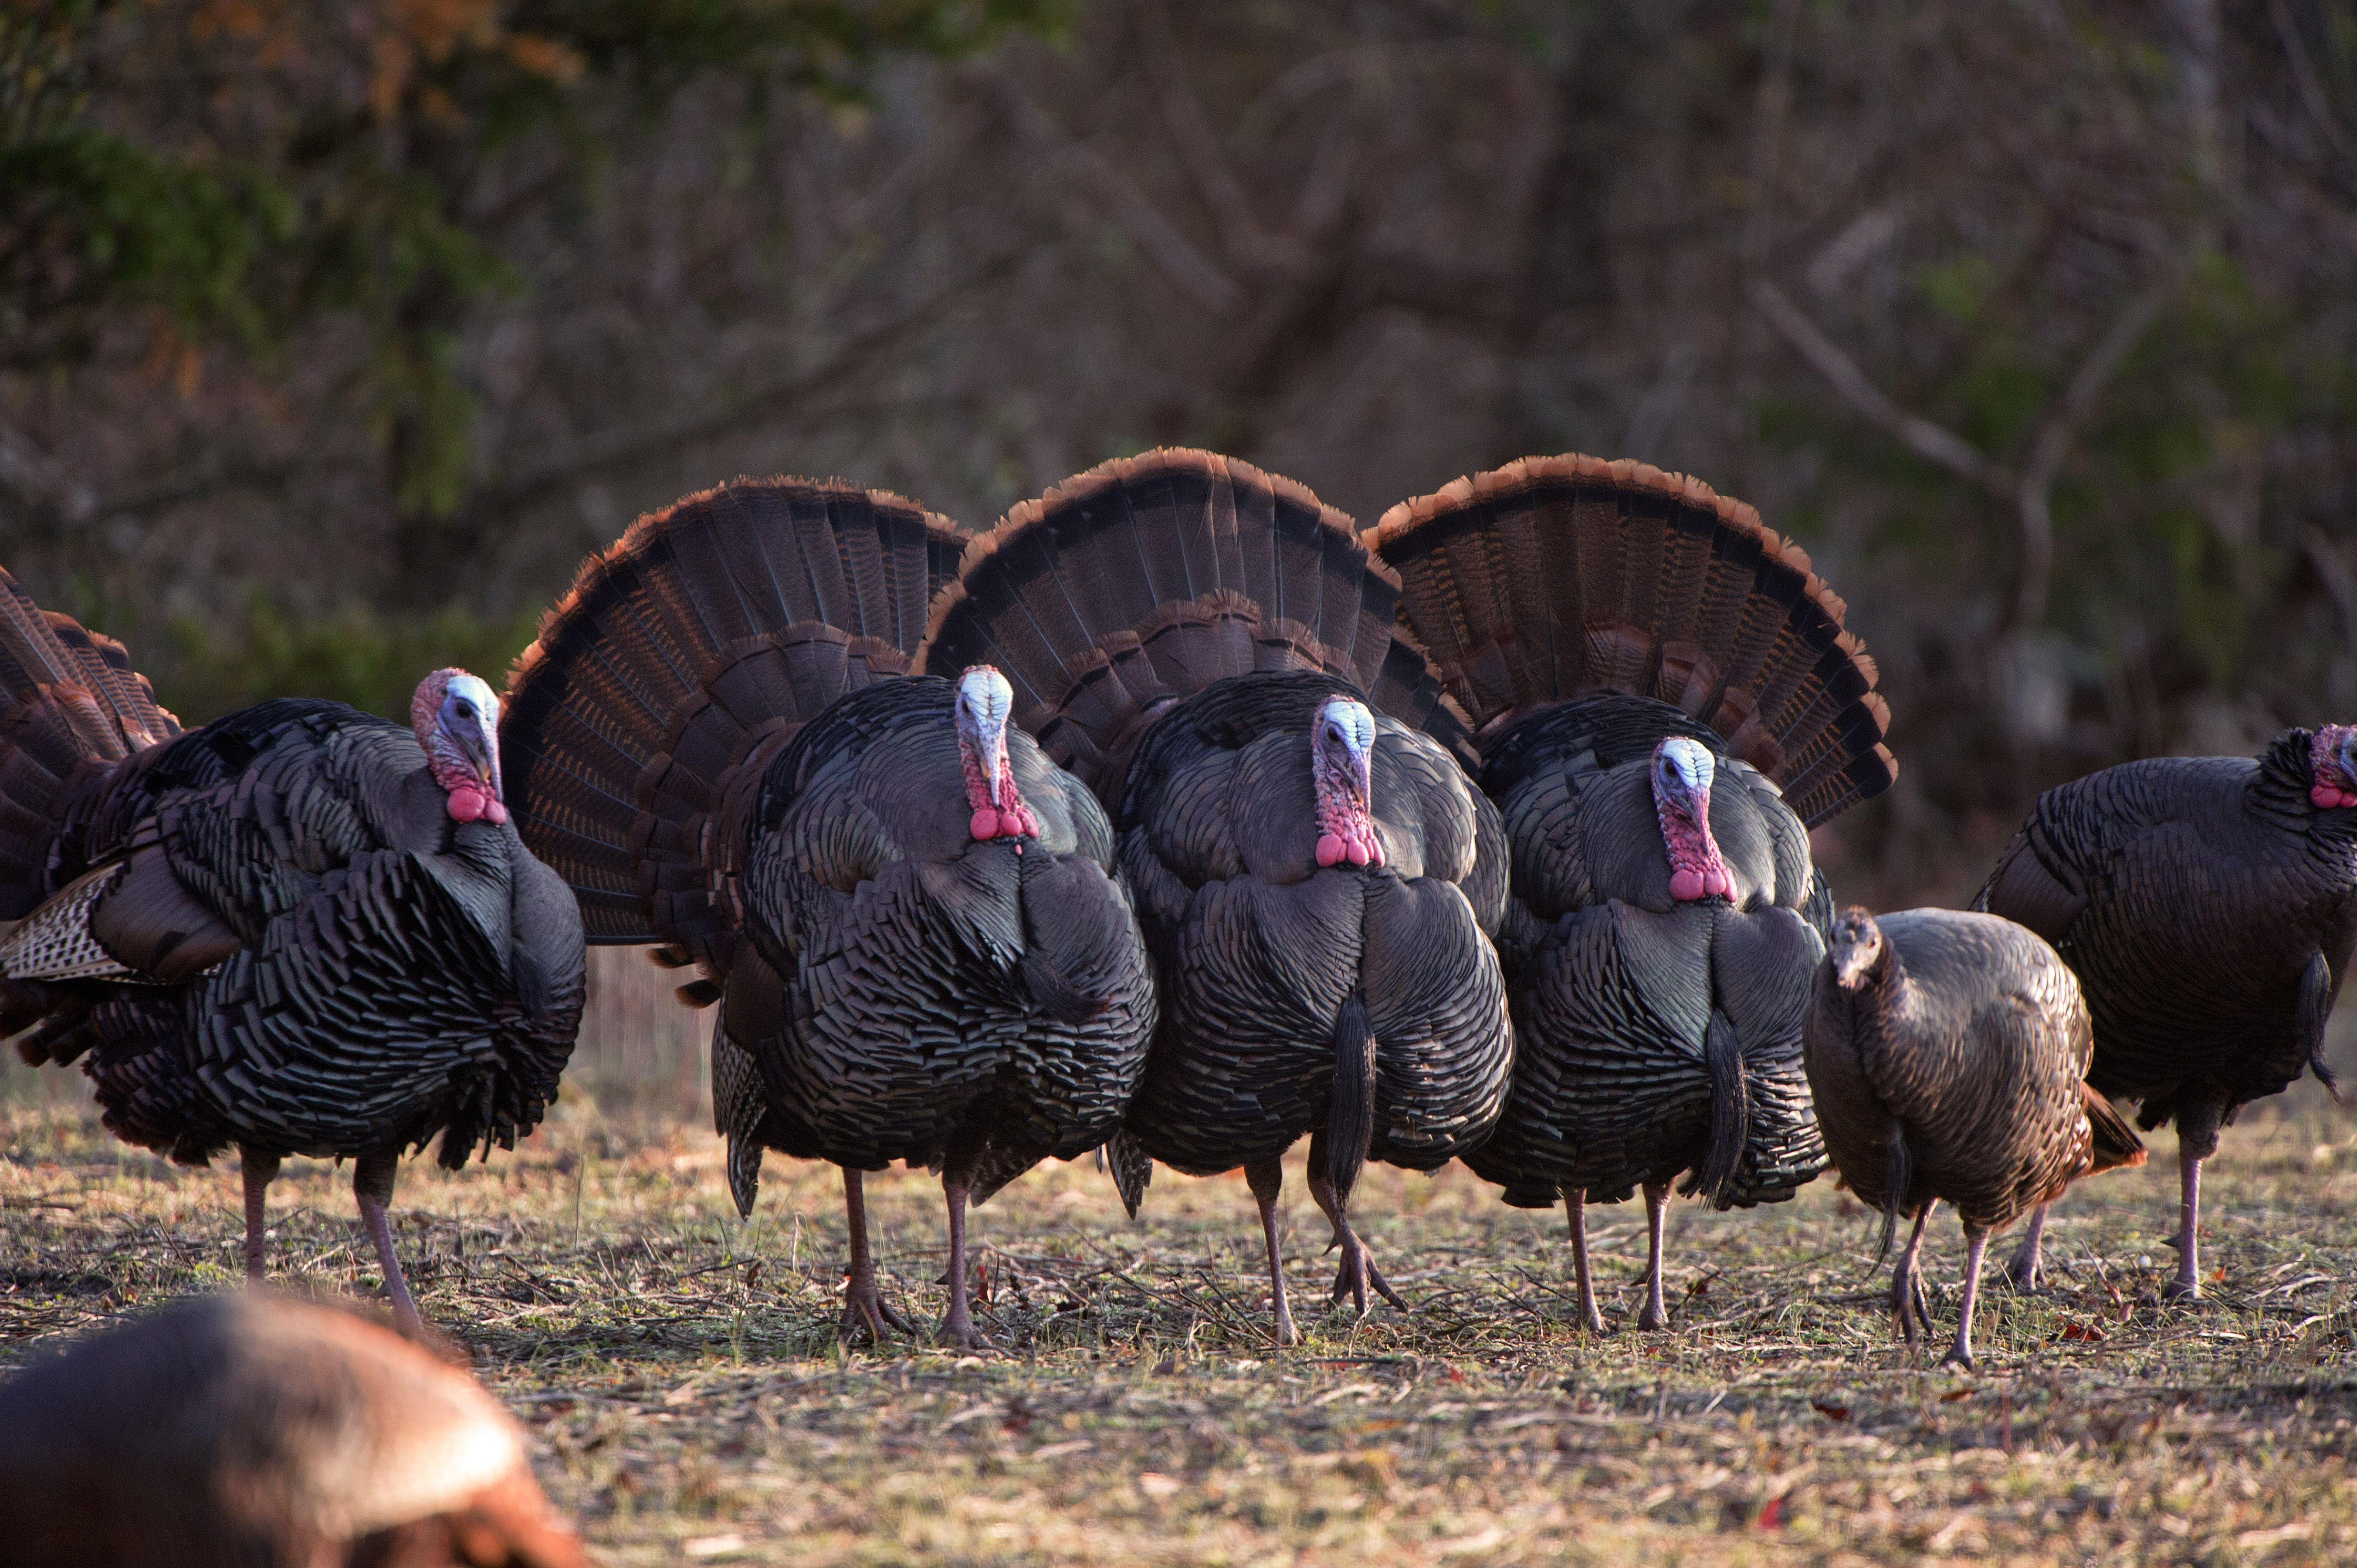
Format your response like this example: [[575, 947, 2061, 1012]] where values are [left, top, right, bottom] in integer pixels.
[[240, 1147, 280, 1281], [2165, 1150, 2205, 1301], [1245, 1158, 1299, 1348], [938, 1178, 996, 1353], [1560, 1186, 1609, 1334], [1890, 1203, 1934, 1349], [1306, 1147, 1408, 1316], [2006, 1203, 2050, 1292], [840, 1166, 913, 1345], [1944, 1223, 1989, 1371], [1636, 1181, 1672, 1331], [352, 1152, 421, 1333]]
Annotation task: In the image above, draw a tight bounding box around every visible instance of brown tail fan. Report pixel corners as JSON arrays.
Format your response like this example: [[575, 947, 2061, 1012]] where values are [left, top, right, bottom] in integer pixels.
[[0, 567, 180, 920], [1366, 454, 1895, 827], [501, 478, 965, 975], [918, 448, 1471, 801]]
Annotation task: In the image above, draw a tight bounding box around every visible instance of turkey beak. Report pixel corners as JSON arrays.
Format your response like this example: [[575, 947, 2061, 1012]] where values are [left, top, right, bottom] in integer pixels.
[[455, 717, 502, 802], [977, 714, 1011, 809]]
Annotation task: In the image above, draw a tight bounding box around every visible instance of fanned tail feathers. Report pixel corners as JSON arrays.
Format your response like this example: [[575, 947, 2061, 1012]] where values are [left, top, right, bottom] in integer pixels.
[[0, 566, 178, 921], [919, 448, 1471, 800], [1368, 455, 1895, 827], [500, 478, 965, 981]]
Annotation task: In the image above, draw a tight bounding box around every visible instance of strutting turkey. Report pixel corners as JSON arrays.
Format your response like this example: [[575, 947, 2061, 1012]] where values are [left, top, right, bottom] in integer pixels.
[[1368, 454, 1897, 1331], [1805, 907, 2146, 1368], [920, 449, 1512, 1345], [0, 570, 584, 1332], [500, 478, 1155, 1350], [1974, 724, 2357, 1299], [0, 1292, 586, 1568]]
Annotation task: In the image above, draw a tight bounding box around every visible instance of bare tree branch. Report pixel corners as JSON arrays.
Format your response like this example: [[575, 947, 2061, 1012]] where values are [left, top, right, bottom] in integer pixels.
[[2011, 267, 2176, 629], [975, 70, 1243, 314], [1755, 264, 2175, 630], [1750, 279, 2016, 491], [1132, 0, 1308, 274], [2271, 0, 2357, 175]]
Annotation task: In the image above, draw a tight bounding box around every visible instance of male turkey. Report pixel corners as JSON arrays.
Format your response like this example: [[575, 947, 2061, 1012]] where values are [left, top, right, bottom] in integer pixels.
[[0, 1292, 585, 1568], [921, 449, 1511, 1344], [1805, 907, 2146, 1368], [0, 571, 583, 1331], [501, 478, 1155, 1350], [1369, 455, 1896, 1331], [1974, 724, 2357, 1299]]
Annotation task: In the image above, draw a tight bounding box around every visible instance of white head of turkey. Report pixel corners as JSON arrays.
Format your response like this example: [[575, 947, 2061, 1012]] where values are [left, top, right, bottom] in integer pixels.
[[2310, 723, 2357, 810], [410, 668, 507, 825], [1311, 696, 1385, 868], [955, 664, 1038, 842], [1651, 736, 1734, 902]]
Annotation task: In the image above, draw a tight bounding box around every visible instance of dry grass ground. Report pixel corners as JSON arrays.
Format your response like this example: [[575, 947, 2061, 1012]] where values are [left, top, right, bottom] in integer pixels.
[[6, 1079, 2357, 1567]]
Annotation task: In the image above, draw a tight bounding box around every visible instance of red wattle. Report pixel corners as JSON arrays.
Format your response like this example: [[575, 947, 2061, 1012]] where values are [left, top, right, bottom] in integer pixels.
[[447, 788, 487, 823], [970, 808, 1001, 840], [1345, 838, 1371, 867], [1703, 868, 1731, 898], [2315, 785, 2350, 810], [1669, 868, 1706, 902], [1368, 838, 1386, 868], [484, 799, 508, 825], [1316, 833, 1345, 868]]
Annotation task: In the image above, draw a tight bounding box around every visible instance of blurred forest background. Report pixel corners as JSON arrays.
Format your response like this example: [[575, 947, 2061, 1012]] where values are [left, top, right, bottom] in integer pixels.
[[4, 0, 2356, 913]]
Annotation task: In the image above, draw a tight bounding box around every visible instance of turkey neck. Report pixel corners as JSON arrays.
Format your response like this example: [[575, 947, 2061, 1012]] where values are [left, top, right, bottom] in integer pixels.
[[2257, 729, 2357, 849], [1837, 938, 1927, 1077]]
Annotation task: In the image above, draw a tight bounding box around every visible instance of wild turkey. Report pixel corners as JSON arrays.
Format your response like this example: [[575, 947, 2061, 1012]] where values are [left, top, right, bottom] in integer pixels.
[[1974, 724, 2357, 1299], [921, 449, 1511, 1344], [500, 477, 1155, 1350], [0, 1291, 585, 1568], [0, 571, 584, 1331], [1804, 907, 2146, 1367], [1368, 455, 1897, 1331]]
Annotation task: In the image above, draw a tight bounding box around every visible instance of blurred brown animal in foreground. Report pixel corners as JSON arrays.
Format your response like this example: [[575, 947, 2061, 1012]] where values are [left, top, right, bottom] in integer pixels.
[[0, 1291, 584, 1568]]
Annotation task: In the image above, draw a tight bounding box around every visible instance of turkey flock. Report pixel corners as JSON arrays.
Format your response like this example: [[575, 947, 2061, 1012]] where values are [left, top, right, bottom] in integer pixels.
[[5, 448, 2354, 1381]]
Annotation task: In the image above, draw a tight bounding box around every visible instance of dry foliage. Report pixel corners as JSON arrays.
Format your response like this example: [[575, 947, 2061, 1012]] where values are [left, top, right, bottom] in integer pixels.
[[7, 1067, 2357, 1566]]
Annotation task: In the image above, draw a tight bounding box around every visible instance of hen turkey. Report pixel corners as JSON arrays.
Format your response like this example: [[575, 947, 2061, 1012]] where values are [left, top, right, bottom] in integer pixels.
[[1805, 907, 2145, 1367], [1974, 725, 2357, 1298], [922, 449, 1511, 1344], [0, 570, 583, 1330], [1369, 455, 1896, 1331], [501, 478, 1155, 1349]]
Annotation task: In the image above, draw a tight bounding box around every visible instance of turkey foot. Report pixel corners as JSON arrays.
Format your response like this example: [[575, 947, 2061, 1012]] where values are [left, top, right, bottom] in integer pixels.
[[2005, 1203, 2050, 1293], [938, 1179, 998, 1353], [1561, 1187, 1609, 1335], [2160, 1152, 2205, 1302], [1890, 1205, 1934, 1350], [1246, 1159, 1300, 1348], [839, 1166, 913, 1346], [1307, 1168, 1408, 1316], [1637, 1182, 1672, 1332], [240, 1146, 280, 1281], [1940, 1226, 1989, 1371], [353, 1151, 422, 1334]]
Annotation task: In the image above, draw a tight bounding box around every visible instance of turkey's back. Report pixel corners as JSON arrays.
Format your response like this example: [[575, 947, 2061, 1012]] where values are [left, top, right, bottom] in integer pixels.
[[1114, 671, 1511, 1176], [1978, 746, 2357, 1111], [1806, 909, 2093, 1230], [1467, 694, 1828, 1207], [729, 676, 1155, 1173], [64, 699, 584, 1167]]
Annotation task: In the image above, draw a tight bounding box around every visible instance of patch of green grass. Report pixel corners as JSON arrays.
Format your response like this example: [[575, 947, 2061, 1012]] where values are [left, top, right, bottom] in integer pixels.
[[6, 1091, 2357, 1566]]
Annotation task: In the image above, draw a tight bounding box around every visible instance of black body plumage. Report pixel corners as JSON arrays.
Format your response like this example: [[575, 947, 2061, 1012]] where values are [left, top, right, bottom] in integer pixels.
[[1466, 694, 1830, 1210], [1369, 456, 1895, 1330], [501, 477, 1156, 1346], [1112, 670, 1510, 1180], [1974, 728, 2357, 1298], [17, 699, 584, 1169]]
